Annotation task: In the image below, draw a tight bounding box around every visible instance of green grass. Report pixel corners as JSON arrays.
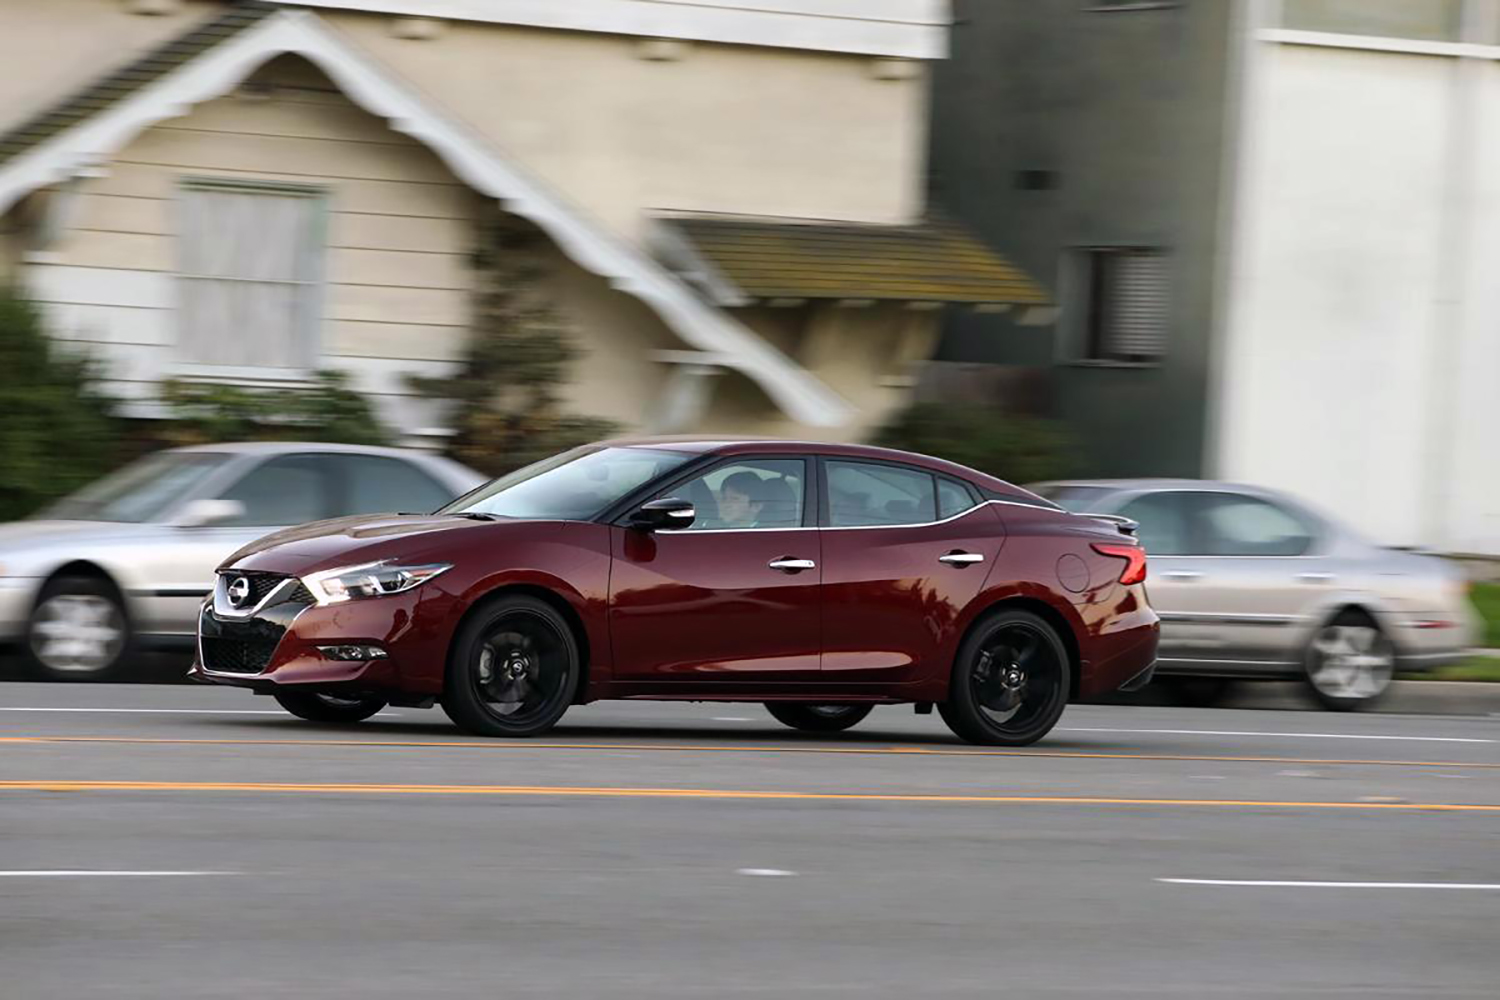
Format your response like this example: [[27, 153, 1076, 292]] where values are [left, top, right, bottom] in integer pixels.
[[1470, 582, 1500, 648], [1400, 656, 1500, 683]]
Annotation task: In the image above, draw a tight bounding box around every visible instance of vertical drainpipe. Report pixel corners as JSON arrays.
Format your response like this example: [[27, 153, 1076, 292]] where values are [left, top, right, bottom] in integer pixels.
[[1422, 2, 1488, 552]]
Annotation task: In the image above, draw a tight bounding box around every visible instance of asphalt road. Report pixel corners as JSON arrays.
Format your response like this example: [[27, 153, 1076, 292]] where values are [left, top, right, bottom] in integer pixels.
[[2, 684, 1497, 999]]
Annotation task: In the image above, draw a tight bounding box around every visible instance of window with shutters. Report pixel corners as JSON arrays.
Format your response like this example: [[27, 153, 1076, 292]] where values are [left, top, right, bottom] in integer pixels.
[[1077, 247, 1168, 363], [176, 180, 325, 370]]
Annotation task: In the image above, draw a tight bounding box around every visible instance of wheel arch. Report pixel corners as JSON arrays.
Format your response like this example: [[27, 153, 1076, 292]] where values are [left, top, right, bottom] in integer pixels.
[[33, 560, 131, 619], [447, 582, 594, 703], [958, 595, 1083, 702]]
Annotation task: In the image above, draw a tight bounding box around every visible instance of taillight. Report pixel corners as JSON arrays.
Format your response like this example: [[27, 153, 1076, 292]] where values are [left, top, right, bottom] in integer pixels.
[[1092, 543, 1147, 585]]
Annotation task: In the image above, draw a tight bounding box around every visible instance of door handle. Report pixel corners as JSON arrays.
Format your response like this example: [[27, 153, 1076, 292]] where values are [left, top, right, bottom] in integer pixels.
[[768, 557, 816, 573], [939, 551, 985, 566], [1162, 571, 1203, 581], [1296, 572, 1335, 584]]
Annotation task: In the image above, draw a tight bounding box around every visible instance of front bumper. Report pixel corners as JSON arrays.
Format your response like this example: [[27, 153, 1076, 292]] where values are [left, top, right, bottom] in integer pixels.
[[0, 578, 39, 640], [191, 586, 446, 695]]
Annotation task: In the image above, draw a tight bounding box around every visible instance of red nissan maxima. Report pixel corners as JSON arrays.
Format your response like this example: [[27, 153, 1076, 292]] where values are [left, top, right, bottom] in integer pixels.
[[192, 439, 1158, 746]]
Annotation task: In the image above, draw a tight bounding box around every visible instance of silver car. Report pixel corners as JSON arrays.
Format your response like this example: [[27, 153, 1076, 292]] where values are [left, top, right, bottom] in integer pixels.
[[0, 443, 485, 680], [1028, 479, 1479, 709]]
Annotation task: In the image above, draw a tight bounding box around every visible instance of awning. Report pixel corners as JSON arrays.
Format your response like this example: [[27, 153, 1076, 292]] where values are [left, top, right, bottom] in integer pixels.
[[652, 214, 1051, 312]]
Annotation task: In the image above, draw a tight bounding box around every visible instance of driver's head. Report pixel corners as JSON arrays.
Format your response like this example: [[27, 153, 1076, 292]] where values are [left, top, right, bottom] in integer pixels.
[[718, 471, 767, 527]]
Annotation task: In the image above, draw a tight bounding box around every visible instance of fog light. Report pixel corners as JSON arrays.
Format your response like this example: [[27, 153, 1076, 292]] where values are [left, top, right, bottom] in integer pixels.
[[318, 644, 389, 661]]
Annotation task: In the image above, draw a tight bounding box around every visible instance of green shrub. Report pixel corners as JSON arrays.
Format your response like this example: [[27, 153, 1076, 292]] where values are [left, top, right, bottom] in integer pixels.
[[0, 290, 121, 520], [157, 370, 390, 447], [872, 402, 1077, 486]]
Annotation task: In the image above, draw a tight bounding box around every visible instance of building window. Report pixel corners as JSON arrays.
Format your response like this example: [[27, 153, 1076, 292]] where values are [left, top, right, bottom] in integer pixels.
[[1076, 248, 1168, 363], [177, 180, 324, 369], [1280, 0, 1464, 42]]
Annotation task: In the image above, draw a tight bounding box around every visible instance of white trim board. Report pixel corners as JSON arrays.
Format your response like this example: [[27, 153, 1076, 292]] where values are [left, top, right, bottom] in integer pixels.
[[0, 9, 852, 426], [263, 0, 951, 60]]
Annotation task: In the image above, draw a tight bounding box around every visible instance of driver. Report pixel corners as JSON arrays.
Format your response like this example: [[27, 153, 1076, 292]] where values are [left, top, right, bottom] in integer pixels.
[[717, 471, 770, 528]]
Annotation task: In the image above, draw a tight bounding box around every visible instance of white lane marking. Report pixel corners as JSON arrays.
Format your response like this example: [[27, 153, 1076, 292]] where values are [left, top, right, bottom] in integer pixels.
[[0, 708, 400, 716], [712, 717, 755, 722], [1160, 878, 1500, 891], [1060, 727, 1493, 744], [0, 870, 238, 878], [736, 868, 797, 877]]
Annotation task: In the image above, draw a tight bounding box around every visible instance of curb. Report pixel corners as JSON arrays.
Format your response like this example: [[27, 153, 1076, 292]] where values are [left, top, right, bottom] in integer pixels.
[[1224, 680, 1500, 717]]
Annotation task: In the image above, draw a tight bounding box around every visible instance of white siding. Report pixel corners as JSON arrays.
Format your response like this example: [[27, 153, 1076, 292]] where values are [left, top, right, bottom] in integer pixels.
[[1217, 41, 1500, 554]]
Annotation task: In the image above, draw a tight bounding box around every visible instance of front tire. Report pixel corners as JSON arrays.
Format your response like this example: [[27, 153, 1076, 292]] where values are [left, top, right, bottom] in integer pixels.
[[764, 703, 873, 733], [939, 609, 1071, 746], [441, 595, 580, 738], [273, 690, 387, 723], [1304, 611, 1395, 711], [25, 576, 131, 681]]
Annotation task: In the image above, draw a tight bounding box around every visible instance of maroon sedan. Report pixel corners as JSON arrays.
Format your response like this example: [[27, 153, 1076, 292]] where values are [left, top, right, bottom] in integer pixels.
[[192, 440, 1158, 746]]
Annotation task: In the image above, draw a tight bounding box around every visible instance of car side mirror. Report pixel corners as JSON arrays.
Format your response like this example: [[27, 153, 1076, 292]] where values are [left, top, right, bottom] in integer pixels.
[[171, 498, 246, 528], [628, 497, 695, 532]]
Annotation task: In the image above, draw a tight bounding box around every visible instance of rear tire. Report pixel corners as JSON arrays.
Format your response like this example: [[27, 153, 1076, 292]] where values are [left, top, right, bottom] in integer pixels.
[[24, 576, 131, 682], [273, 690, 387, 723], [1304, 610, 1395, 712], [764, 703, 873, 733], [441, 595, 580, 738], [939, 609, 1071, 746]]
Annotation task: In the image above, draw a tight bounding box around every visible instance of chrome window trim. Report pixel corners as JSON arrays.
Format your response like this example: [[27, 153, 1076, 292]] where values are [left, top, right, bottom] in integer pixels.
[[657, 498, 1046, 535]]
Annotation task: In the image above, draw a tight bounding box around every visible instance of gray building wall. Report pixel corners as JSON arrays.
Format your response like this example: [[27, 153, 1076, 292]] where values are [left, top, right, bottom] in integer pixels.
[[930, 0, 1237, 477]]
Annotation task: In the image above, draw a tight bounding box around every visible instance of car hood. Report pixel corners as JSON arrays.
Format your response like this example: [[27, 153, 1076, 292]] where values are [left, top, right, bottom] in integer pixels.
[[223, 513, 551, 575]]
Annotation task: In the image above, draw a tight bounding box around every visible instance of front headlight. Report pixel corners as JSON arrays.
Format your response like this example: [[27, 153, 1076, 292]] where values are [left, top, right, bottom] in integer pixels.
[[303, 561, 452, 606]]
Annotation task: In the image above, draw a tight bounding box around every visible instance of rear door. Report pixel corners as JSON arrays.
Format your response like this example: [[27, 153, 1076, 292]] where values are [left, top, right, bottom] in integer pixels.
[[1113, 491, 1223, 665], [817, 459, 1000, 684], [608, 456, 822, 685]]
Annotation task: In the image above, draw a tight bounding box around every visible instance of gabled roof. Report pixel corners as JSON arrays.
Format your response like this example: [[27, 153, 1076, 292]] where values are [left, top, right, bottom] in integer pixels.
[[653, 214, 1049, 308], [0, 3, 277, 168], [0, 5, 853, 426]]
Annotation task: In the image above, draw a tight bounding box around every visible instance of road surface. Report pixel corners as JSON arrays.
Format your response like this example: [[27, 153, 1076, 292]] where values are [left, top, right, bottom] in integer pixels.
[[2, 683, 1497, 998]]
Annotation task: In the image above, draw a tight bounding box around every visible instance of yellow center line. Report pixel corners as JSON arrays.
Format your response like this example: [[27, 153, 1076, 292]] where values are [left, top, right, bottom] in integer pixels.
[[0, 735, 1496, 770], [2, 779, 1499, 810]]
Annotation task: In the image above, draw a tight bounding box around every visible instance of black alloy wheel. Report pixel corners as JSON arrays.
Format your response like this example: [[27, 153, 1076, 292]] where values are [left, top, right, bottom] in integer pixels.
[[441, 595, 580, 738], [273, 689, 388, 723], [764, 703, 874, 733], [939, 609, 1071, 746]]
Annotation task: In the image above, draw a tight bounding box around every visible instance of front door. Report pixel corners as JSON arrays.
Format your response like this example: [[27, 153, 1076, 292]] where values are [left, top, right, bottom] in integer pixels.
[[608, 457, 821, 684]]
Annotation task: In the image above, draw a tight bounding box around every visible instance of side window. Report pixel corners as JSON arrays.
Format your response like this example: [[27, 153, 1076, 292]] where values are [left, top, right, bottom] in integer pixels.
[[937, 478, 978, 520], [664, 459, 806, 531], [216, 454, 331, 527], [1195, 493, 1316, 557], [327, 455, 454, 517], [827, 461, 936, 527], [1117, 492, 1194, 556]]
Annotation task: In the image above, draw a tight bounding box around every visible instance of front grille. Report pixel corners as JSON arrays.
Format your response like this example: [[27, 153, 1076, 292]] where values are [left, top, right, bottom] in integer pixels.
[[201, 635, 280, 674], [219, 572, 315, 608]]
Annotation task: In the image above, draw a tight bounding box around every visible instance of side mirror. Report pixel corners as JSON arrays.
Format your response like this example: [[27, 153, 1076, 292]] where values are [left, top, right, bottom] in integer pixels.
[[628, 497, 695, 532], [171, 498, 246, 528]]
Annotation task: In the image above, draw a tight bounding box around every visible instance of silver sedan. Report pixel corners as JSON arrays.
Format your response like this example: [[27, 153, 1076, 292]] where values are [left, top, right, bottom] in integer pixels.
[[0, 443, 485, 680], [1028, 479, 1480, 709]]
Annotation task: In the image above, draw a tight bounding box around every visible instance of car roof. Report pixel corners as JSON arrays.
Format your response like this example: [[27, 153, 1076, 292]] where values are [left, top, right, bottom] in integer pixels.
[[1031, 478, 1292, 497], [607, 437, 1037, 496], [169, 441, 447, 461]]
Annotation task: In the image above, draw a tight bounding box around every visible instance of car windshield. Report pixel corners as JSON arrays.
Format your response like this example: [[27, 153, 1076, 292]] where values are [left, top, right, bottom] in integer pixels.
[[441, 447, 694, 521], [38, 451, 231, 523], [1030, 485, 1113, 513]]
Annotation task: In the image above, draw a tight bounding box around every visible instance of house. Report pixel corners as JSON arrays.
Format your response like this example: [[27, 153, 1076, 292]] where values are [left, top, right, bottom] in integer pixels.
[[932, 0, 1500, 556], [0, 0, 1049, 448]]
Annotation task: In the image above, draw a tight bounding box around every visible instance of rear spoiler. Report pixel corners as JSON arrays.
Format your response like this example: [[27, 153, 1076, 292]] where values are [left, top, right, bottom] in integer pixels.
[[1086, 514, 1139, 538]]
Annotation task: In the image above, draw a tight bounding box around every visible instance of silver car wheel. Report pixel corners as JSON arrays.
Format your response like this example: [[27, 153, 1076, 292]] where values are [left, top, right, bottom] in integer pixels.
[[1308, 624, 1394, 702], [29, 594, 126, 673]]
